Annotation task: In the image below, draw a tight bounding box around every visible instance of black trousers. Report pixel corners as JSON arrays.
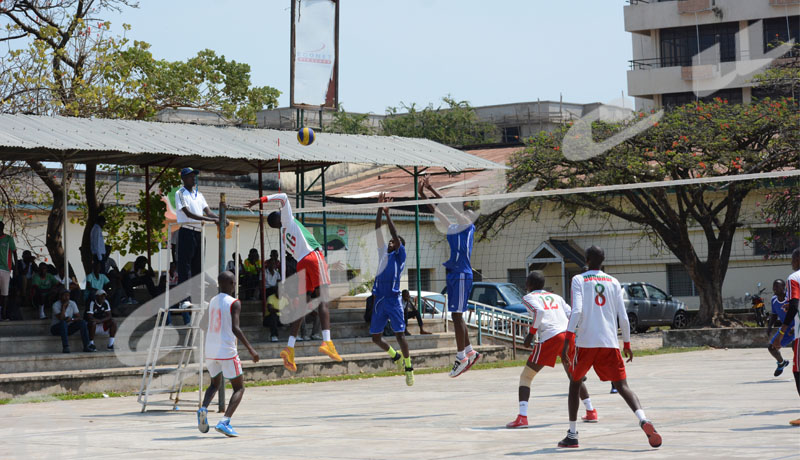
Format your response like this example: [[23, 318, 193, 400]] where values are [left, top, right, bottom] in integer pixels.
[[177, 227, 202, 284]]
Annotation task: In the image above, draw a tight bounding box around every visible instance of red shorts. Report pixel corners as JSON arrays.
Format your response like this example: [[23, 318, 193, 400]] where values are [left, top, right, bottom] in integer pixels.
[[793, 339, 799, 373], [569, 347, 627, 382], [528, 332, 575, 367], [296, 250, 331, 295]]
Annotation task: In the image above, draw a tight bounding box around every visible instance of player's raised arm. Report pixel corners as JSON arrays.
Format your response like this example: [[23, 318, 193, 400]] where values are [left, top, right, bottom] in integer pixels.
[[230, 299, 259, 363], [418, 176, 452, 227], [422, 176, 472, 226], [375, 193, 386, 250], [383, 203, 401, 248]]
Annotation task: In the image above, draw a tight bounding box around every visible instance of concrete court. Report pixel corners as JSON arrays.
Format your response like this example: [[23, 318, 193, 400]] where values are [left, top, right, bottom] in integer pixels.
[[1, 348, 798, 460]]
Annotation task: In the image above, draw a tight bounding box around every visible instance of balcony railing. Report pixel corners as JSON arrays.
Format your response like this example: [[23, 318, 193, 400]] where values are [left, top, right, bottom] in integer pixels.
[[629, 48, 799, 70]]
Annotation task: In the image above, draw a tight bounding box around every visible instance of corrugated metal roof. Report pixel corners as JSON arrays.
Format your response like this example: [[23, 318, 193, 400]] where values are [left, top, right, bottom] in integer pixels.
[[0, 114, 505, 173]]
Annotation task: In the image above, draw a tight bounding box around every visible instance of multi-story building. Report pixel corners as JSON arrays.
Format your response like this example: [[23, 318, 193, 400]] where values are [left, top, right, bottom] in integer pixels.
[[625, 0, 799, 110]]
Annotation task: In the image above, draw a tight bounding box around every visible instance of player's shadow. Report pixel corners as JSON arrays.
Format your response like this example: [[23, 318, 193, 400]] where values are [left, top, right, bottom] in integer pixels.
[[730, 424, 798, 432], [153, 435, 225, 441], [319, 413, 380, 419], [506, 447, 653, 456], [739, 379, 788, 385], [84, 411, 187, 417], [741, 408, 800, 417], [373, 413, 453, 421], [467, 424, 555, 431]]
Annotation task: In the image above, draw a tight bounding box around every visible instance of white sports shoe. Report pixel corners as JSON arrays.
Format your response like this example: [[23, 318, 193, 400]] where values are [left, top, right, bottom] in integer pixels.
[[448, 357, 469, 378]]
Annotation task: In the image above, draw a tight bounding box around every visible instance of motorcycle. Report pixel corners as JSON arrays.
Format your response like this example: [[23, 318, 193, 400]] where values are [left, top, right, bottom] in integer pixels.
[[745, 282, 767, 327]]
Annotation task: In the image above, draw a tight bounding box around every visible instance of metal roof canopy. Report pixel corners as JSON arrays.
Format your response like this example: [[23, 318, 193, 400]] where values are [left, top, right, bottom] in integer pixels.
[[0, 114, 505, 173]]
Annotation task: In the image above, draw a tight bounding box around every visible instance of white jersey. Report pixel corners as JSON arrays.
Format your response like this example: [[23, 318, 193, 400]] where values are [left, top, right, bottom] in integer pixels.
[[787, 269, 800, 339], [263, 193, 322, 278], [205, 293, 238, 359], [567, 270, 630, 348], [522, 290, 571, 342]]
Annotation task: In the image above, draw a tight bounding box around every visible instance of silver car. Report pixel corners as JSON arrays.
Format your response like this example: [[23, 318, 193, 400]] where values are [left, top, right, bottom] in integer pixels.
[[621, 283, 689, 333]]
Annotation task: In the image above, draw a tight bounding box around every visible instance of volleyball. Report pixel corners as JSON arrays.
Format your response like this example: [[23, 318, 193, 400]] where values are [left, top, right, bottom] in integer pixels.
[[297, 127, 315, 146]]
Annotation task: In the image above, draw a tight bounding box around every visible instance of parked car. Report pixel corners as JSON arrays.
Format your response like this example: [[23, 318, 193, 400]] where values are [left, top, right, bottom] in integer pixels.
[[621, 282, 689, 333], [442, 281, 529, 315]]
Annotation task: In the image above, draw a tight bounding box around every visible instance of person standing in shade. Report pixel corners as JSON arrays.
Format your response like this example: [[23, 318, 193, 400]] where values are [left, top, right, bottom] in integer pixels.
[[90, 215, 106, 264], [175, 167, 223, 309], [0, 221, 17, 321]]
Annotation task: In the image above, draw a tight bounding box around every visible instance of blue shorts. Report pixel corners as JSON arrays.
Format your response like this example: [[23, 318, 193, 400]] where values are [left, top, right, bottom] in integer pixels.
[[370, 295, 405, 334], [772, 330, 795, 348], [446, 272, 473, 313]]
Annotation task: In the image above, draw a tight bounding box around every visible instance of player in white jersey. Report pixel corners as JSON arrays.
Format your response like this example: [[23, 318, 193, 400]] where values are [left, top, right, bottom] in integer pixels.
[[197, 271, 259, 437], [770, 248, 800, 426], [506, 271, 597, 428], [248, 193, 341, 372], [558, 246, 661, 449]]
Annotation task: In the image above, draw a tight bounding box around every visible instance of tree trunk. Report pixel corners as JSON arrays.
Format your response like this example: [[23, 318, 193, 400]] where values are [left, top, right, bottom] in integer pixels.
[[28, 161, 71, 272], [79, 164, 99, 275], [693, 271, 726, 327]]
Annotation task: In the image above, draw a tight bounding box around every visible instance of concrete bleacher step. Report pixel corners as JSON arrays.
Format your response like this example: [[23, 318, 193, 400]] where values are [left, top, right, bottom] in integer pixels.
[[0, 317, 449, 355], [0, 345, 509, 398], [0, 329, 461, 374]]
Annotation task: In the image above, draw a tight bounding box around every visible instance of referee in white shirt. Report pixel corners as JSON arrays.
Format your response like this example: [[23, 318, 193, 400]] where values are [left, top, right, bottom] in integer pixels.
[[175, 168, 224, 292]]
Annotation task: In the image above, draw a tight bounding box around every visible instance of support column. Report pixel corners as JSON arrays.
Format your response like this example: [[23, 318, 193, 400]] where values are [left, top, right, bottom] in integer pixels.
[[321, 167, 328, 257], [413, 167, 422, 303], [218, 193, 227, 275], [258, 163, 267, 319], [145, 166, 152, 269], [62, 162, 69, 288]]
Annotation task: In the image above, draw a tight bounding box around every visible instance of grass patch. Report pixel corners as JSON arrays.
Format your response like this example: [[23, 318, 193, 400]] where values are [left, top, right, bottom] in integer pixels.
[[0, 346, 710, 405]]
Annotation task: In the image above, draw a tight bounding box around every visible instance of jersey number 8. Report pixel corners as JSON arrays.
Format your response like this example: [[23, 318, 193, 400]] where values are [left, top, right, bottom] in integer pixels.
[[594, 284, 606, 306]]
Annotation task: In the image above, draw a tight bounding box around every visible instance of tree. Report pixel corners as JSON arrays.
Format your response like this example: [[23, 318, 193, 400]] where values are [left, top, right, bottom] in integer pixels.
[[1, 1, 280, 273], [381, 96, 497, 146], [328, 105, 372, 135], [482, 98, 799, 327]]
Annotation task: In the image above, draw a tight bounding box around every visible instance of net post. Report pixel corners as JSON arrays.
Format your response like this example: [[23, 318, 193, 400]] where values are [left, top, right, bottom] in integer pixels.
[[218, 193, 226, 275], [413, 167, 422, 311], [258, 163, 267, 319]]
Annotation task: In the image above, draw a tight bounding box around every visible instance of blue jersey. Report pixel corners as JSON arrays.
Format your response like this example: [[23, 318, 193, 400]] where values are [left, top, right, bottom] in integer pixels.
[[771, 295, 795, 328], [373, 244, 406, 298], [443, 223, 474, 274]]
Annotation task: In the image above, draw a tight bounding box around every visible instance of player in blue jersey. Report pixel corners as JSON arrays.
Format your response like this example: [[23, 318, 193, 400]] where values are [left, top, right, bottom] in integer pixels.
[[370, 194, 413, 386], [419, 177, 480, 378], [767, 279, 794, 377]]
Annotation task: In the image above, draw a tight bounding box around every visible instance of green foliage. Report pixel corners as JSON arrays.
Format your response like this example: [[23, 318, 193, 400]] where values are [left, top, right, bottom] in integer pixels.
[[381, 96, 497, 146], [493, 97, 799, 326], [126, 167, 181, 256], [329, 106, 373, 135]]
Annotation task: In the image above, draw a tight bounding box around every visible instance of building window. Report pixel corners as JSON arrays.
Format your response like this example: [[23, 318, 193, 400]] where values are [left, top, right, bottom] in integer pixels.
[[753, 228, 799, 256], [507, 269, 526, 292], [667, 264, 698, 297], [408, 268, 432, 292], [502, 126, 521, 144], [662, 88, 742, 108], [660, 22, 739, 67], [763, 16, 800, 54]]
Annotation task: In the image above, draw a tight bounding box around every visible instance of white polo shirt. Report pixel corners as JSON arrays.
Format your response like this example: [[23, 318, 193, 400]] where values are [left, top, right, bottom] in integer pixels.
[[175, 186, 208, 230]]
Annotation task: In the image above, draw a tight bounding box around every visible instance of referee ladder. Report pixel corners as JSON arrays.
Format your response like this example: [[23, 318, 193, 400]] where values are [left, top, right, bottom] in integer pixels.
[[138, 223, 210, 413]]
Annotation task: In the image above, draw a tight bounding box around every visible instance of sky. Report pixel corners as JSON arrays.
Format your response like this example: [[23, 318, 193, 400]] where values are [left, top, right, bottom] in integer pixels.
[[112, 1, 634, 113]]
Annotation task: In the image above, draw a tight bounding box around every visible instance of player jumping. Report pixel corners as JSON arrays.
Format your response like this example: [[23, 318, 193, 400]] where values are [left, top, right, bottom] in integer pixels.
[[506, 271, 598, 428], [370, 193, 414, 386], [770, 248, 800, 426], [767, 279, 794, 377], [418, 176, 479, 377], [247, 193, 342, 372], [197, 271, 260, 437], [558, 246, 661, 449]]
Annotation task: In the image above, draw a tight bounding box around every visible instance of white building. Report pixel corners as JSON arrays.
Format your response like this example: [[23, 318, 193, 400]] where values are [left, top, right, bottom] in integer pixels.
[[625, 0, 799, 110]]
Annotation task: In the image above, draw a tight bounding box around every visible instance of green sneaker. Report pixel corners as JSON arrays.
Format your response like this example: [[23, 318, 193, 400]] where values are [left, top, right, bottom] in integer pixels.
[[405, 366, 415, 386]]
